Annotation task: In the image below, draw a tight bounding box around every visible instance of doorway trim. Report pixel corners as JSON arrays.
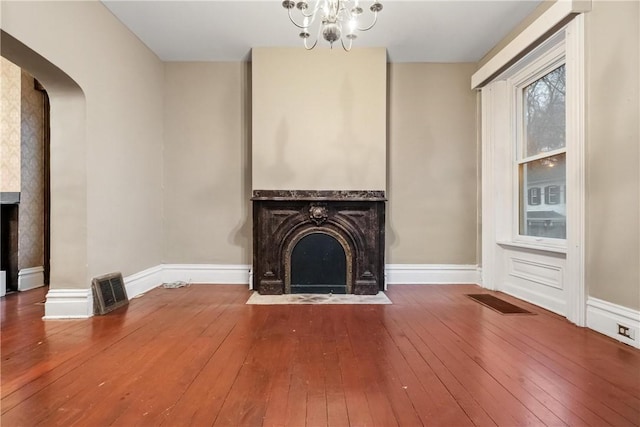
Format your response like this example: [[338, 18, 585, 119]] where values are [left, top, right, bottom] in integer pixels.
[[1, 30, 88, 318]]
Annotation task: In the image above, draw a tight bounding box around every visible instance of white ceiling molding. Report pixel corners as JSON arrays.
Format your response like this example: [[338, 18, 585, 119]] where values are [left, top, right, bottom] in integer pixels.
[[471, 0, 591, 89]]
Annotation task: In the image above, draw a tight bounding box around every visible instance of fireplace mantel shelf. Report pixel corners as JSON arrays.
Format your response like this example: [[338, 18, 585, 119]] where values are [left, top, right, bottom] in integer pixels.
[[252, 190, 386, 202]]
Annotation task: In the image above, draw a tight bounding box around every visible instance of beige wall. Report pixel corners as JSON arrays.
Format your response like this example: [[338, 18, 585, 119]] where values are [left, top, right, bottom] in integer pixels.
[[252, 48, 386, 191], [1, 57, 20, 192], [387, 63, 478, 264], [163, 62, 251, 264], [585, 1, 639, 308], [164, 60, 480, 267], [1, 1, 165, 288]]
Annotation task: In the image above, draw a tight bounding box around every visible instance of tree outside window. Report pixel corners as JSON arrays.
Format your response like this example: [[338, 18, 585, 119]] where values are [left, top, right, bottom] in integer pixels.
[[518, 64, 567, 240]]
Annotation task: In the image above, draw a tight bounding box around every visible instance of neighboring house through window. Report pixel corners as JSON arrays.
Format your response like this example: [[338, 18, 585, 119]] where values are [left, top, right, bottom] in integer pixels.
[[528, 187, 541, 205]]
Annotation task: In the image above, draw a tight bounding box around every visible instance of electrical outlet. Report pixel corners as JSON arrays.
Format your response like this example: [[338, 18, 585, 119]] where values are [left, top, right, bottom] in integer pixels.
[[617, 324, 635, 340]]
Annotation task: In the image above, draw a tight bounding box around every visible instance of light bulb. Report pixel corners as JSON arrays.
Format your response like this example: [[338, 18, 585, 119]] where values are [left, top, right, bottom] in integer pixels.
[[349, 18, 357, 34]]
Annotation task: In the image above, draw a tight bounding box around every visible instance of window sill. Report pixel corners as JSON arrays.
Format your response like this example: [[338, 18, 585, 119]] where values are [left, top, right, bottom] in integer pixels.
[[497, 240, 567, 255]]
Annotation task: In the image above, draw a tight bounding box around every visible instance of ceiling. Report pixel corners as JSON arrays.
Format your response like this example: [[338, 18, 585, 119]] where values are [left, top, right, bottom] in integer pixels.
[[101, 0, 542, 63]]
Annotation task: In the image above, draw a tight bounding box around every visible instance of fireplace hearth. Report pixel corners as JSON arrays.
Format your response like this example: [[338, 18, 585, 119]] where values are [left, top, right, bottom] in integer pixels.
[[252, 190, 385, 295]]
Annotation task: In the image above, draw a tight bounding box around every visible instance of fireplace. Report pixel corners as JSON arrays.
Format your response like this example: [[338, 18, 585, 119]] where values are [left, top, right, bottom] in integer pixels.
[[252, 190, 385, 295]]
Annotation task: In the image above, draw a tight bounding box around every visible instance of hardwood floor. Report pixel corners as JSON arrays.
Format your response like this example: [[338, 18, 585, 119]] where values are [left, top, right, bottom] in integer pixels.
[[1, 284, 639, 426]]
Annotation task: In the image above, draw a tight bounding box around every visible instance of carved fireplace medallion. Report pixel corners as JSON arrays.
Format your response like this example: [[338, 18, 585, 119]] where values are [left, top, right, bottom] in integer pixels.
[[252, 190, 385, 295]]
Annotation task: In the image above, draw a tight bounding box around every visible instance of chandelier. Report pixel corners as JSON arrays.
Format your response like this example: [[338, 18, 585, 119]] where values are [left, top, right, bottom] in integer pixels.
[[282, 0, 383, 51]]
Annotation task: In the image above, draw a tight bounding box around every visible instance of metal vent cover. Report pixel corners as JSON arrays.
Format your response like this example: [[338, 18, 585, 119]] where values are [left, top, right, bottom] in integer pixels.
[[92, 272, 129, 315]]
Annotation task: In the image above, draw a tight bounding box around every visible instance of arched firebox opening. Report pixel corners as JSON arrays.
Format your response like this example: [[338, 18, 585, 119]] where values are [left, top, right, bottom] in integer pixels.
[[287, 231, 351, 294]]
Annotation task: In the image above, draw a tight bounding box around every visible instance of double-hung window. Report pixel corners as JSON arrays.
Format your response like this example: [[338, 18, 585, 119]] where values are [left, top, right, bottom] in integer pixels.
[[479, 15, 585, 325], [515, 56, 567, 242]]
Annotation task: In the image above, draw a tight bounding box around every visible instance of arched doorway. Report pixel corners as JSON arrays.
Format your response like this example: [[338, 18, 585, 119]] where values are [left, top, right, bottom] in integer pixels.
[[1, 30, 88, 317]]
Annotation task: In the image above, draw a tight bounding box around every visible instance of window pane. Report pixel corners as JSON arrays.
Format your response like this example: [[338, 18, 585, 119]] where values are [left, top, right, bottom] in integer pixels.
[[545, 185, 561, 205], [528, 187, 541, 205], [519, 153, 566, 239], [523, 65, 566, 157]]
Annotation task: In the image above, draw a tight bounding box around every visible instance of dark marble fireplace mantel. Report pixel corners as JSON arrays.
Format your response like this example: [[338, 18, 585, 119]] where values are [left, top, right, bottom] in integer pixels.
[[252, 190, 386, 202], [252, 190, 386, 295]]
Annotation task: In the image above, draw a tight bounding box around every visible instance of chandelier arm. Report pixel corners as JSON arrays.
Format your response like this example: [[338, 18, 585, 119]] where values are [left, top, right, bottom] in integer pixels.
[[304, 0, 323, 18], [301, 9, 316, 18], [302, 16, 323, 50], [357, 11, 378, 32], [288, 7, 321, 30], [287, 8, 310, 29], [304, 37, 319, 50], [341, 38, 353, 52]]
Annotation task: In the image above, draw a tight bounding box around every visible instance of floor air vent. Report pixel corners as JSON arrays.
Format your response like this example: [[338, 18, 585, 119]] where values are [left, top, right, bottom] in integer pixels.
[[92, 272, 129, 315]]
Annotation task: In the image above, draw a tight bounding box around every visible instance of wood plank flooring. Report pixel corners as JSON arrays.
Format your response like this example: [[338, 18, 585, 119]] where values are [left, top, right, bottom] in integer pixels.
[[1, 284, 639, 426]]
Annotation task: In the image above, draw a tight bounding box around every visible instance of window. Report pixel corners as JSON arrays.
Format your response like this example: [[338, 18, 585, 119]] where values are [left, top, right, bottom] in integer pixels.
[[545, 185, 561, 205], [517, 64, 567, 240], [478, 17, 586, 324], [528, 187, 541, 205]]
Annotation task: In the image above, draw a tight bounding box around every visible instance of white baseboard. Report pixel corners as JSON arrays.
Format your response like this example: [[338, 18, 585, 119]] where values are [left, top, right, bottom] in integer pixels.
[[121, 264, 252, 300], [42, 264, 252, 319], [43, 288, 93, 319], [18, 266, 45, 291], [0, 271, 6, 297], [124, 265, 164, 298], [42, 263, 481, 319], [385, 264, 481, 285], [42, 268, 161, 320], [161, 264, 481, 287], [587, 297, 640, 349], [162, 264, 251, 285]]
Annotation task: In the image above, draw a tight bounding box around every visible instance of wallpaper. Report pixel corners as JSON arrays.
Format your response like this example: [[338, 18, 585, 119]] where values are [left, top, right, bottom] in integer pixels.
[[1, 57, 21, 192], [19, 71, 45, 270]]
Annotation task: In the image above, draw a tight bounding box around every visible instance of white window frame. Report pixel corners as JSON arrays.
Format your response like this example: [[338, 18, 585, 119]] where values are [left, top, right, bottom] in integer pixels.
[[508, 40, 567, 249], [477, 14, 586, 326]]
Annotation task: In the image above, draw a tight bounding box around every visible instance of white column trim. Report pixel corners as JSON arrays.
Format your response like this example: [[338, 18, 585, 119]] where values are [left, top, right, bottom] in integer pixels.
[[480, 81, 509, 291], [18, 266, 45, 291], [564, 14, 586, 326]]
